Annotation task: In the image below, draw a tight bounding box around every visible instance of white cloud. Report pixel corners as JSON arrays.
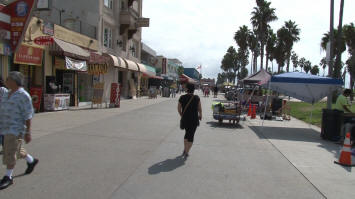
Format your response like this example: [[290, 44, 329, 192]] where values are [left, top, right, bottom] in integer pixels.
[[142, 0, 355, 80]]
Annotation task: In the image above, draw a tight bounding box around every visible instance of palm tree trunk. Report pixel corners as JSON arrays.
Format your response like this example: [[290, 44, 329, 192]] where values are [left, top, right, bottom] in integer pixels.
[[254, 54, 258, 73], [334, 0, 345, 78], [266, 53, 269, 70], [286, 53, 291, 72], [260, 43, 264, 70], [251, 53, 254, 74]]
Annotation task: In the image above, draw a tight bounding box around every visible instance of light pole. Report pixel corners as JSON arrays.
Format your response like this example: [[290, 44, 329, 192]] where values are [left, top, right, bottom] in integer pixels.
[[327, 0, 335, 109]]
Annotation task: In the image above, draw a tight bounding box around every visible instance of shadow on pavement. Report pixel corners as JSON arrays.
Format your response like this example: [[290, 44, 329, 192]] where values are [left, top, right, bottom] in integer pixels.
[[249, 126, 355, 172], [148, 155, 186, 175], [12, 173, 26, 179], [249, 126, 340, 158], [206, 121, 243, 129]]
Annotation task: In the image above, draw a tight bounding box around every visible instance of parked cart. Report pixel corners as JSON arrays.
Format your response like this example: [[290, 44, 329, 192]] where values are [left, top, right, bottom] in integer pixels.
[[212, 100, 241, 125]]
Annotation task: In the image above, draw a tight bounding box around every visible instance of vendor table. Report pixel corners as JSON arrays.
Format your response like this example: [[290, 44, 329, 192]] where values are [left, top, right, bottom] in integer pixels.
[[44, 94, 71, 111]]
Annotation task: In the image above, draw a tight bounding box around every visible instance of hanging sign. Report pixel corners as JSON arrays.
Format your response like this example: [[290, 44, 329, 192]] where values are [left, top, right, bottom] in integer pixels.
[[14, 44, 43, 66], [6, 0, 37, 52], [34, 36, 53, 45], [65, 56, 87, 71]]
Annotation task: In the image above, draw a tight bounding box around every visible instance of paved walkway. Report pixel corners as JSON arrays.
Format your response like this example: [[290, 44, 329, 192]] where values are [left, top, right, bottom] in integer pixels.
[[0, 93, 351, 198], [247, 116, 355, 199]]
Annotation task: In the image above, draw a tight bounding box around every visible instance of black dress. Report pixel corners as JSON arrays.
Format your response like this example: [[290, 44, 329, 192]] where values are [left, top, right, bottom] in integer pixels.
[[179, 94, 200, 128]]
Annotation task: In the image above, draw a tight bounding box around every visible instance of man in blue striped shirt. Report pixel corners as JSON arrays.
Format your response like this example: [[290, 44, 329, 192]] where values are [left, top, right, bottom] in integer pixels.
[[0, 72, 39, 190]]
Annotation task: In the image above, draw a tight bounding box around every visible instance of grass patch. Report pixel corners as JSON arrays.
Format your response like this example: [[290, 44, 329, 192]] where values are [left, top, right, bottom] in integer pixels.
[[288, 101, 355, 127]]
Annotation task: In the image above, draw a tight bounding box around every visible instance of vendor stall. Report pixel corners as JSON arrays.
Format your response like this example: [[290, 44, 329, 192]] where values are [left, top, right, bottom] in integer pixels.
[[261, 72, 343, 126]]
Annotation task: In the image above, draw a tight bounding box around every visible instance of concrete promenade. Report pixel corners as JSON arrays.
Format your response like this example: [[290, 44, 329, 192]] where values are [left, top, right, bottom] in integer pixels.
[[0, 93, 352, 199]]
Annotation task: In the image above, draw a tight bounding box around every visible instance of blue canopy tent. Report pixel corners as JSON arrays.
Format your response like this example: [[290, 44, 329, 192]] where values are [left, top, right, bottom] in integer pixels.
[[262, 72, 343, 125], [264, 72, 343, 104]]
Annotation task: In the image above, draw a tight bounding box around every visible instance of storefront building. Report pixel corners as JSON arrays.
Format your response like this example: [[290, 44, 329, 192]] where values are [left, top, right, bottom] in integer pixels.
[[0, 42, 11, 81]]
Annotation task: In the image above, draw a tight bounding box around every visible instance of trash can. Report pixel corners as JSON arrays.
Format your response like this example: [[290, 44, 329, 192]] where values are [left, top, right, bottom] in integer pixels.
[[321, 109, 343, 141], [271, 98, 282, 114]]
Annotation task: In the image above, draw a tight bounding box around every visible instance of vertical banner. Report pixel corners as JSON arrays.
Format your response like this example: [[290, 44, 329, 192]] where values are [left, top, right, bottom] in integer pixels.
[[110, 83, 121, 108], [6, 0, 37, 52], [162, 58, 167, 74], [30, 87, 42, 112]]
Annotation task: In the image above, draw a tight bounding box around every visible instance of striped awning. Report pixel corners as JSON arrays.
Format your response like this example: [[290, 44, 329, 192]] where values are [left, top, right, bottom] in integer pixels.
[[50, 38, 90, 60], [122, 58, 139, 72]]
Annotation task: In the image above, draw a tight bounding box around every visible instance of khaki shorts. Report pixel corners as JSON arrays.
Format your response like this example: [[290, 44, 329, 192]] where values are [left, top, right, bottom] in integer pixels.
[[3, 134, 27, 166]]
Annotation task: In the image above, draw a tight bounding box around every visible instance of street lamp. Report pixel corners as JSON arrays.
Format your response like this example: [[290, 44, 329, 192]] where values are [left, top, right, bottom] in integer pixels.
[[327, 0, 335, 109]]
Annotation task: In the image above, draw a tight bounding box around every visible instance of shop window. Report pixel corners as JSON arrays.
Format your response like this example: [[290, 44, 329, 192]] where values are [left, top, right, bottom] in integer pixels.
[[104, 27, 113, 48], [104, 0, 113, 9]]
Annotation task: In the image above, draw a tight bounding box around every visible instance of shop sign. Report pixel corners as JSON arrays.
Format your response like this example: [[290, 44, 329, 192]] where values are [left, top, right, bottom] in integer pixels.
[[34, 35, 53, 45], [65, 56, 87, 71], [136, 18, 150, 28], [0, 42, 11, 55], [30, 87, 42, 112], [43, 21, 54, 35], [88, 64, 108, 75], [14, 44, 43, 66], [6, 0, 37, 52]]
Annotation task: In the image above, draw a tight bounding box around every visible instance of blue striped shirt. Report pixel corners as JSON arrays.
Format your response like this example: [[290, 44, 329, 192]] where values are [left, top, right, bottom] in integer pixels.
[[0, 88, 34, 136]]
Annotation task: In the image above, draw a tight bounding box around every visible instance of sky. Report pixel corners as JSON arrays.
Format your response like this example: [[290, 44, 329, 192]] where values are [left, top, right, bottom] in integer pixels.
[[142, 0, 355, 82]]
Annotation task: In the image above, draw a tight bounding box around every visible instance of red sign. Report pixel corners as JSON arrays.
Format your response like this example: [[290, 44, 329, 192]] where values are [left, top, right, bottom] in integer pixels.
[[30, 87, 42, 112], [110, 83, 121, 108], [5, 0, 37, 52], [14, 44, 43, 66], [34, 36, 53, 45]]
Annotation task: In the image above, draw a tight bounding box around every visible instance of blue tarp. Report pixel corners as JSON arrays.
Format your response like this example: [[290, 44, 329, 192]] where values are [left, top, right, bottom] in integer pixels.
[[270, 72, 343, 85], [264, 72, 343, 104]]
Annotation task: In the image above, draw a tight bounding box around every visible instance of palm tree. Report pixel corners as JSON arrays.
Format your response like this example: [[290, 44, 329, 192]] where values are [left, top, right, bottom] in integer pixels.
[[221, 46, 239, 83], [291, 51, 298, 72], [343, 23, 355, 90], [266, 28, 277, 71], [303, 60, 312, 74], [319, 57, 327, 76], [282, 20, 301, 72], [321, 29, 346, 77], [234, 25, 250, 51], [251, 0, 278, 70], [310, 65, 320, 75], [299, 57, 306, 72], [274, 27, 288, 73], [247, 31, 260, 73], [234, 25, 251, 79]]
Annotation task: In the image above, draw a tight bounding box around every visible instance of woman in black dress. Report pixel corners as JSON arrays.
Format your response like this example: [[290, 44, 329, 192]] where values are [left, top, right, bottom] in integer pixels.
[[178, 84, 202, 157]]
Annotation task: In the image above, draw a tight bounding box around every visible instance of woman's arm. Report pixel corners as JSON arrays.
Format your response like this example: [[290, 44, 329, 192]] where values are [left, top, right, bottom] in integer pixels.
[[198, 101, 202, 120], [178, 102, 182, 117]]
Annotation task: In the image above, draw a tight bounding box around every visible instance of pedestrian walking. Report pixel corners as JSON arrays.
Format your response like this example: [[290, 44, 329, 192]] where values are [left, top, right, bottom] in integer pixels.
[[0, 72, 39, 190], [171, 88, 176, 98], [178, 84, 202, 158], [0, 77, 8, 155], [214, 86, 218, 98]]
